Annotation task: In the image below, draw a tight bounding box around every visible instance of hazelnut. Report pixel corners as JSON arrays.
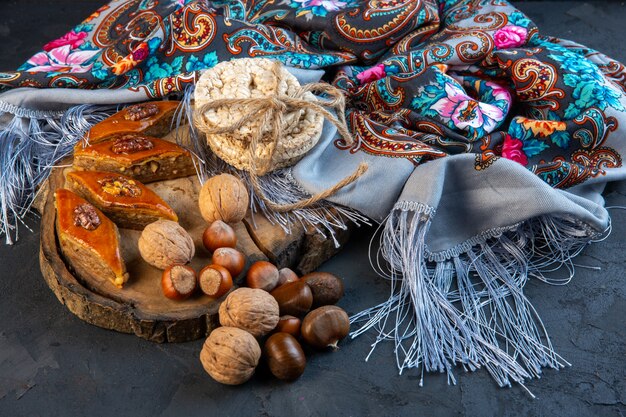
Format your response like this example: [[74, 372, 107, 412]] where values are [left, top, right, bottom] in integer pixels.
[[277, 267, 299, 287], [200, 327, 261, 385], [198, 174, 249, 223], [219, 287, 279, 337], [202, 220, 237, 252], [138, 220, 195, 270], [198, 264, 233, 298], [212, 247, 245, 277], [246, 261, 279, 291], [161, 264, 197, 300]]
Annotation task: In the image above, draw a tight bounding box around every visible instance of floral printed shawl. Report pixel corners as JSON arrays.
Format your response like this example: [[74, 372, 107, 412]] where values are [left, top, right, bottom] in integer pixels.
[[2, 0, 626, 392]]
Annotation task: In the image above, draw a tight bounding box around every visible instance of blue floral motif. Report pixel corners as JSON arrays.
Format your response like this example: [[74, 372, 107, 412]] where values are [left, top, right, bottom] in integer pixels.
[[274, 52, 344, 69], [288, 0, 359, 18], [143, 56, 184, 83], [73, 23, 94, 34], [185, 51, 218, 72], [147, 37, 162, 54], [91, 61, 109, 81], [507, 10, 532, 29], [542, 43, 625, 119]]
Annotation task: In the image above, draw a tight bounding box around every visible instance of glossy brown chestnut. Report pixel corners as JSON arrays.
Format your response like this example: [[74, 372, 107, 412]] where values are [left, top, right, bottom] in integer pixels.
[[202, 220, 237, 252], [264, 333, 306, 381], [301, 272, 344, 307], [198, 264, 233, 298], [161, 264, 197, 300], [301, 305, 350, 349], [270, 280, 313, 317], [275, 315, 301, 338], [212, 247, 245, 277], [277, 267, 299, 287], [246, 261, 279, 292]]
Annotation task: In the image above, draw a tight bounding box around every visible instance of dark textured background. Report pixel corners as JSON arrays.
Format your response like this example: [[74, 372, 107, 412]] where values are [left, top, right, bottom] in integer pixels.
[[0, 2, 625, 416]]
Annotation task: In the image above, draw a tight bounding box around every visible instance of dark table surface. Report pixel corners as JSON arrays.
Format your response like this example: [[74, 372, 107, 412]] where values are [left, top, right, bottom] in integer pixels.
[[1, 2, 625, 416]]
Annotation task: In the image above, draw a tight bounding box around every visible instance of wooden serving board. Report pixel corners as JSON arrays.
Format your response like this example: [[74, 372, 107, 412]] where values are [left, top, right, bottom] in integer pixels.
[[38, 160, 353, 343]]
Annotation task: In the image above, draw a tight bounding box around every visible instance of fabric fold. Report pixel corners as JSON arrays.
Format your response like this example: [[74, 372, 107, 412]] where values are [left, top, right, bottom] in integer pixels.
[[350, 155, 608, 394]]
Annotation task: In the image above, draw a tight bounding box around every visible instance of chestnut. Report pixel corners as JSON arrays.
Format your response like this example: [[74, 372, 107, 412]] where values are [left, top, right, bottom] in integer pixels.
[[301, 305, 350, 350], [277, 267, 299, 287], [275, 315, 301, 338], [270, 280, 313, 317], [301, 272, 344, 307], [212, 247, 245, 277], [246, 261, 279, 291], [199, 264, 233, 298], [264, 333, 306, 381], [161, 264, 197, 300], [202, 220, 237, 252]]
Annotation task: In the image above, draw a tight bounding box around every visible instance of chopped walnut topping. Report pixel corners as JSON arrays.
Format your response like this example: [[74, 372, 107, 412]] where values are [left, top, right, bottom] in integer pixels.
[[124, 103, 159, 121], [73, 204, 101, 230], [111, 134, 154, 154], [98, 177, 142, 197]]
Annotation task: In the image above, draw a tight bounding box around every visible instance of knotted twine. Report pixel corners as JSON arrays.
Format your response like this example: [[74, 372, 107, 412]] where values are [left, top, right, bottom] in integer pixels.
[[193, 60, 368, 213]]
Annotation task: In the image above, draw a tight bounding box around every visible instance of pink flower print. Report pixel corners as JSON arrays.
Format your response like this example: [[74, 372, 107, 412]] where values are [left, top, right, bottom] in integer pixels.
[[485, 81, 512, 104], [357, 64, 387, 84], [293, 0, 349, 12], [501, 134, 528, 166], [26, 45, 98, 73], [43, 31, 88, 52], [431, 83, 505, 132], [493, 25, 528, 49]]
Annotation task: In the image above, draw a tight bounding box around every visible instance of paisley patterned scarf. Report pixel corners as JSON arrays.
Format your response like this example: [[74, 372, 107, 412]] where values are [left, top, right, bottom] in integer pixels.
[[1, 0, 625, 392]]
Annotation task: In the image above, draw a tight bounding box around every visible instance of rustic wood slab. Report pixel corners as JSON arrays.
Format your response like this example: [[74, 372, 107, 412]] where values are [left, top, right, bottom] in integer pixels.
[[39, 165, 226, 343], [38, 164, 353, 343]]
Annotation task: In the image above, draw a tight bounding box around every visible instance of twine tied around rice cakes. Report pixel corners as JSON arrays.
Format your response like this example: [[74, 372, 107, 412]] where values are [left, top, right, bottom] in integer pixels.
[[193, 58, 367, 213]]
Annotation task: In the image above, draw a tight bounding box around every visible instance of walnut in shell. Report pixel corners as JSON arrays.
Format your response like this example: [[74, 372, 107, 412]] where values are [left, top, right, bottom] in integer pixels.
[[200, 327, 261, 385], [198, 174, 249, 223], [219, 287, 279, 337], [138, 219, 195, 269]]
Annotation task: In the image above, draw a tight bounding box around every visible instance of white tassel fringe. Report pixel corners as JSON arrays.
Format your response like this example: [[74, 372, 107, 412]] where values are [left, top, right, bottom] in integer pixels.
[[350, 202, 606, 396], [0, 101, 116, 244]]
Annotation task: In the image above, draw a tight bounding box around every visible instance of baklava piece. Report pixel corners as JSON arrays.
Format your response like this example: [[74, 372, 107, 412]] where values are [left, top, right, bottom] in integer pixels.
[[65, 170, 178, 230], [80, 101, 180, 145], [55, 189, 129, 288], [73, 133, 196, 183]]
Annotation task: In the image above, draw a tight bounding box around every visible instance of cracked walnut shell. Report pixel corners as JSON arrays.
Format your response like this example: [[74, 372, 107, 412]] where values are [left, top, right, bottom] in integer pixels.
[[138, 219, 195, 270], [218, 288, 279, 337], [200, 327, 261, 385]]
